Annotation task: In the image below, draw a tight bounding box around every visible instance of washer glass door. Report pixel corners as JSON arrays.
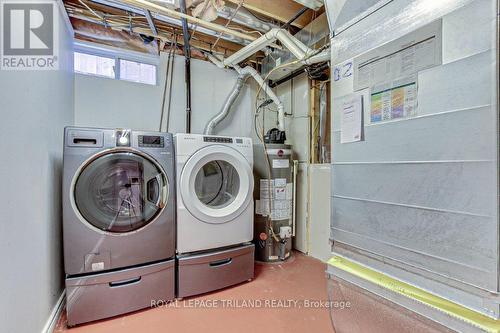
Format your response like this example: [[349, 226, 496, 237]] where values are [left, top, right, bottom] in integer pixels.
[[74, 151, 167, 233]]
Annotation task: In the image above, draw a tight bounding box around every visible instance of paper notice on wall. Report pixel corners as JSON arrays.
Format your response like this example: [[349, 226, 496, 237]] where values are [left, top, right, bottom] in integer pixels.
[[370, 82, 417, 123], [353, 20, 442, 91], [340, 94, 363, 143]]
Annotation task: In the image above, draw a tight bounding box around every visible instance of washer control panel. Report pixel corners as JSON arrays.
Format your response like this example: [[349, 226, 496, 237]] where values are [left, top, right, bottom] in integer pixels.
[[139, 135, 165, 148], [203, 136, 233, 143]]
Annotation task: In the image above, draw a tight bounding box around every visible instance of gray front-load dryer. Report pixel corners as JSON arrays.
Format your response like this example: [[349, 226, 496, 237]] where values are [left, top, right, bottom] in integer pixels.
[[63, 127, 176, 326]]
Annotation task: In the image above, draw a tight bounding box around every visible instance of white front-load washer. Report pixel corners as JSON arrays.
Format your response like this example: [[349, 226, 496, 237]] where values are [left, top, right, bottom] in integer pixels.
[[175, 133, 255, 298], [175, 133, 254, 253]]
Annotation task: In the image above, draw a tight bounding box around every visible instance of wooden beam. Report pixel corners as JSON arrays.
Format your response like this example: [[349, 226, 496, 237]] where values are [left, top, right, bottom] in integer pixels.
[[119, 0, 256, 41], [226, 0, 313, 28], [64, 1, 249, 53]]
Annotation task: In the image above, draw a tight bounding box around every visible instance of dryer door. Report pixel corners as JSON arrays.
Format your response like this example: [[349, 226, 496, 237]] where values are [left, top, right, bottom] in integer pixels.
[[73, 151, 168, 233], [180, 145, 253, 224]]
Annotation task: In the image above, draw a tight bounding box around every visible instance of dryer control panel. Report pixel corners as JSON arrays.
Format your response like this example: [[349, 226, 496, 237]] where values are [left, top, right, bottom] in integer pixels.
[[203, 136, 233, 143]]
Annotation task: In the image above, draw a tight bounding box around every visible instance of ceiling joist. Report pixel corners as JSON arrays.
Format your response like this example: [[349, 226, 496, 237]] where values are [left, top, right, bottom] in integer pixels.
[[64, 0, 323, 61]]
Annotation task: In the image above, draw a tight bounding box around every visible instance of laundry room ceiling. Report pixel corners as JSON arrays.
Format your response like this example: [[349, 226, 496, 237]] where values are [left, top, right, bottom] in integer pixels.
[[63, 0, 324, 60]]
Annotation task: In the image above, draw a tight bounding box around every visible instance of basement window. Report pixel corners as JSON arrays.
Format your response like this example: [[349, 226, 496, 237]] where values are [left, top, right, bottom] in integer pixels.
[[73, 48, 158, 86], [119, 59, 157, 85], [74, 52, 115, 79]]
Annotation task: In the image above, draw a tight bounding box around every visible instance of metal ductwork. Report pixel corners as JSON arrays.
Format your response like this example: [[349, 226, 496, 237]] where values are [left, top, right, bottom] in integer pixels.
[[293, 0, 323, 10], [204, 73, 248, 135], [217, 4, 280, 33]]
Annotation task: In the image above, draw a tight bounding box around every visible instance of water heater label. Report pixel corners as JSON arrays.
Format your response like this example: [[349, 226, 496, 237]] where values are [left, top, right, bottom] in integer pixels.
[[272, 159, 289, 169], [258, 179, 292, 220]]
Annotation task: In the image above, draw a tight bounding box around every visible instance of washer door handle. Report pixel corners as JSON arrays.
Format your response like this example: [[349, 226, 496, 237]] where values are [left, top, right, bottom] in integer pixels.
[[147, 174, 167, 208]]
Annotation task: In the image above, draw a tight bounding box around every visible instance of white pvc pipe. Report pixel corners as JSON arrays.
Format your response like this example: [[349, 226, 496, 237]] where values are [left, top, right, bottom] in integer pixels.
[[303, 49, 331, 65], [223, 28, 314, 66], [234, 65, 286, 132]]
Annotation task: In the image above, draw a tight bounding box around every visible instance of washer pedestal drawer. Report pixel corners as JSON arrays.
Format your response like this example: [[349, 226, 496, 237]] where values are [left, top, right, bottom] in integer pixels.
[[65, 259, 174, 326], [177, 244, 254, 298]]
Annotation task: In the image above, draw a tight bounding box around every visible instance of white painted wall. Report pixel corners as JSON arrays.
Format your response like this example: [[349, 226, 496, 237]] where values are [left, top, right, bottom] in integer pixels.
[[74, 54, 253, 137], [0, 5, 74, 333]]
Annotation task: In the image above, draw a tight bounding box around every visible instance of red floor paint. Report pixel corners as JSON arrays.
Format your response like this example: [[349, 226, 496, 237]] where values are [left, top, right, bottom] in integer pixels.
[[55, 252, 334, 333]]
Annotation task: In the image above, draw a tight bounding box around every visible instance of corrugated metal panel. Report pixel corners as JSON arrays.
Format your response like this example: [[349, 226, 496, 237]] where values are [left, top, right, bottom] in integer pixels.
[[329, 0, 499, 319]]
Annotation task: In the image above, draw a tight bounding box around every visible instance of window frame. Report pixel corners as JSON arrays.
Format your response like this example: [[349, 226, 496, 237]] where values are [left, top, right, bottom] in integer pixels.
[[74, 42, 159, 86], [74, 52, 116, 79], [118, 58, 158, 85]]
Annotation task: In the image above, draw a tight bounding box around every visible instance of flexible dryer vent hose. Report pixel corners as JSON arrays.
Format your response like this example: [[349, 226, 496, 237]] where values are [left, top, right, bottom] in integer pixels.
[[204, 73, 248, 135]]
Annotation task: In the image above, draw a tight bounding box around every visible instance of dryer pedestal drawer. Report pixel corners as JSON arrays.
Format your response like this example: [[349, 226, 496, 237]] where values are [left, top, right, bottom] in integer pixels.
[[177, 244, 255, 298], [65, 259, 174, 326]]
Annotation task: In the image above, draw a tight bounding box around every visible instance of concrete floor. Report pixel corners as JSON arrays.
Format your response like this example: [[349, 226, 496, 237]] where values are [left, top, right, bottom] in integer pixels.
[[55, 252, 333, 333]]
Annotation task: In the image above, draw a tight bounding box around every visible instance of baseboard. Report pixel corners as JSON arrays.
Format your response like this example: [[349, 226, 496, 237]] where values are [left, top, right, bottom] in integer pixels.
[[41, 290, 66, 333]]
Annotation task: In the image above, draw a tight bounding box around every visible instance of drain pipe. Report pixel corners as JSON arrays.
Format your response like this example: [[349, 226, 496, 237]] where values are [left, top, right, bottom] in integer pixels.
[[215, 27, 331, 69], [223, 28, 310, 67], [179, 0, 192, 133], [204, 72, 249, 135], [235, 66, 285, 132]]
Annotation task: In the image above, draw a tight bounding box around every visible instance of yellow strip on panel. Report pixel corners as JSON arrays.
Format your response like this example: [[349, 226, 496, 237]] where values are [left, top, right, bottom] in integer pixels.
[[328, 256, 500, 333]]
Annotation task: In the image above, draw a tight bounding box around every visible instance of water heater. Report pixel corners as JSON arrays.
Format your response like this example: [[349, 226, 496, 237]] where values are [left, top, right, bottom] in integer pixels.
[[253, 142, 296, 262]]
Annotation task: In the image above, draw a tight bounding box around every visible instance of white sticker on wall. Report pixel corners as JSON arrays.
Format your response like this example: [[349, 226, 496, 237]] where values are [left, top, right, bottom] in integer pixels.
[[272, 159, 289, 169]]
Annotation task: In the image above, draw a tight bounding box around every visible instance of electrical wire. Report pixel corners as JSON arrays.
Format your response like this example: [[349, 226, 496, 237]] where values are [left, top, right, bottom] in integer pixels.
[[159, 34, 178, 132], [189, 0, 211, 40], [226, 26, 262, 36], [78, 0, 103, 20], [212, 0, 244, 50], [242, 3, 277, 25], [165, 37, 179, 131]]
